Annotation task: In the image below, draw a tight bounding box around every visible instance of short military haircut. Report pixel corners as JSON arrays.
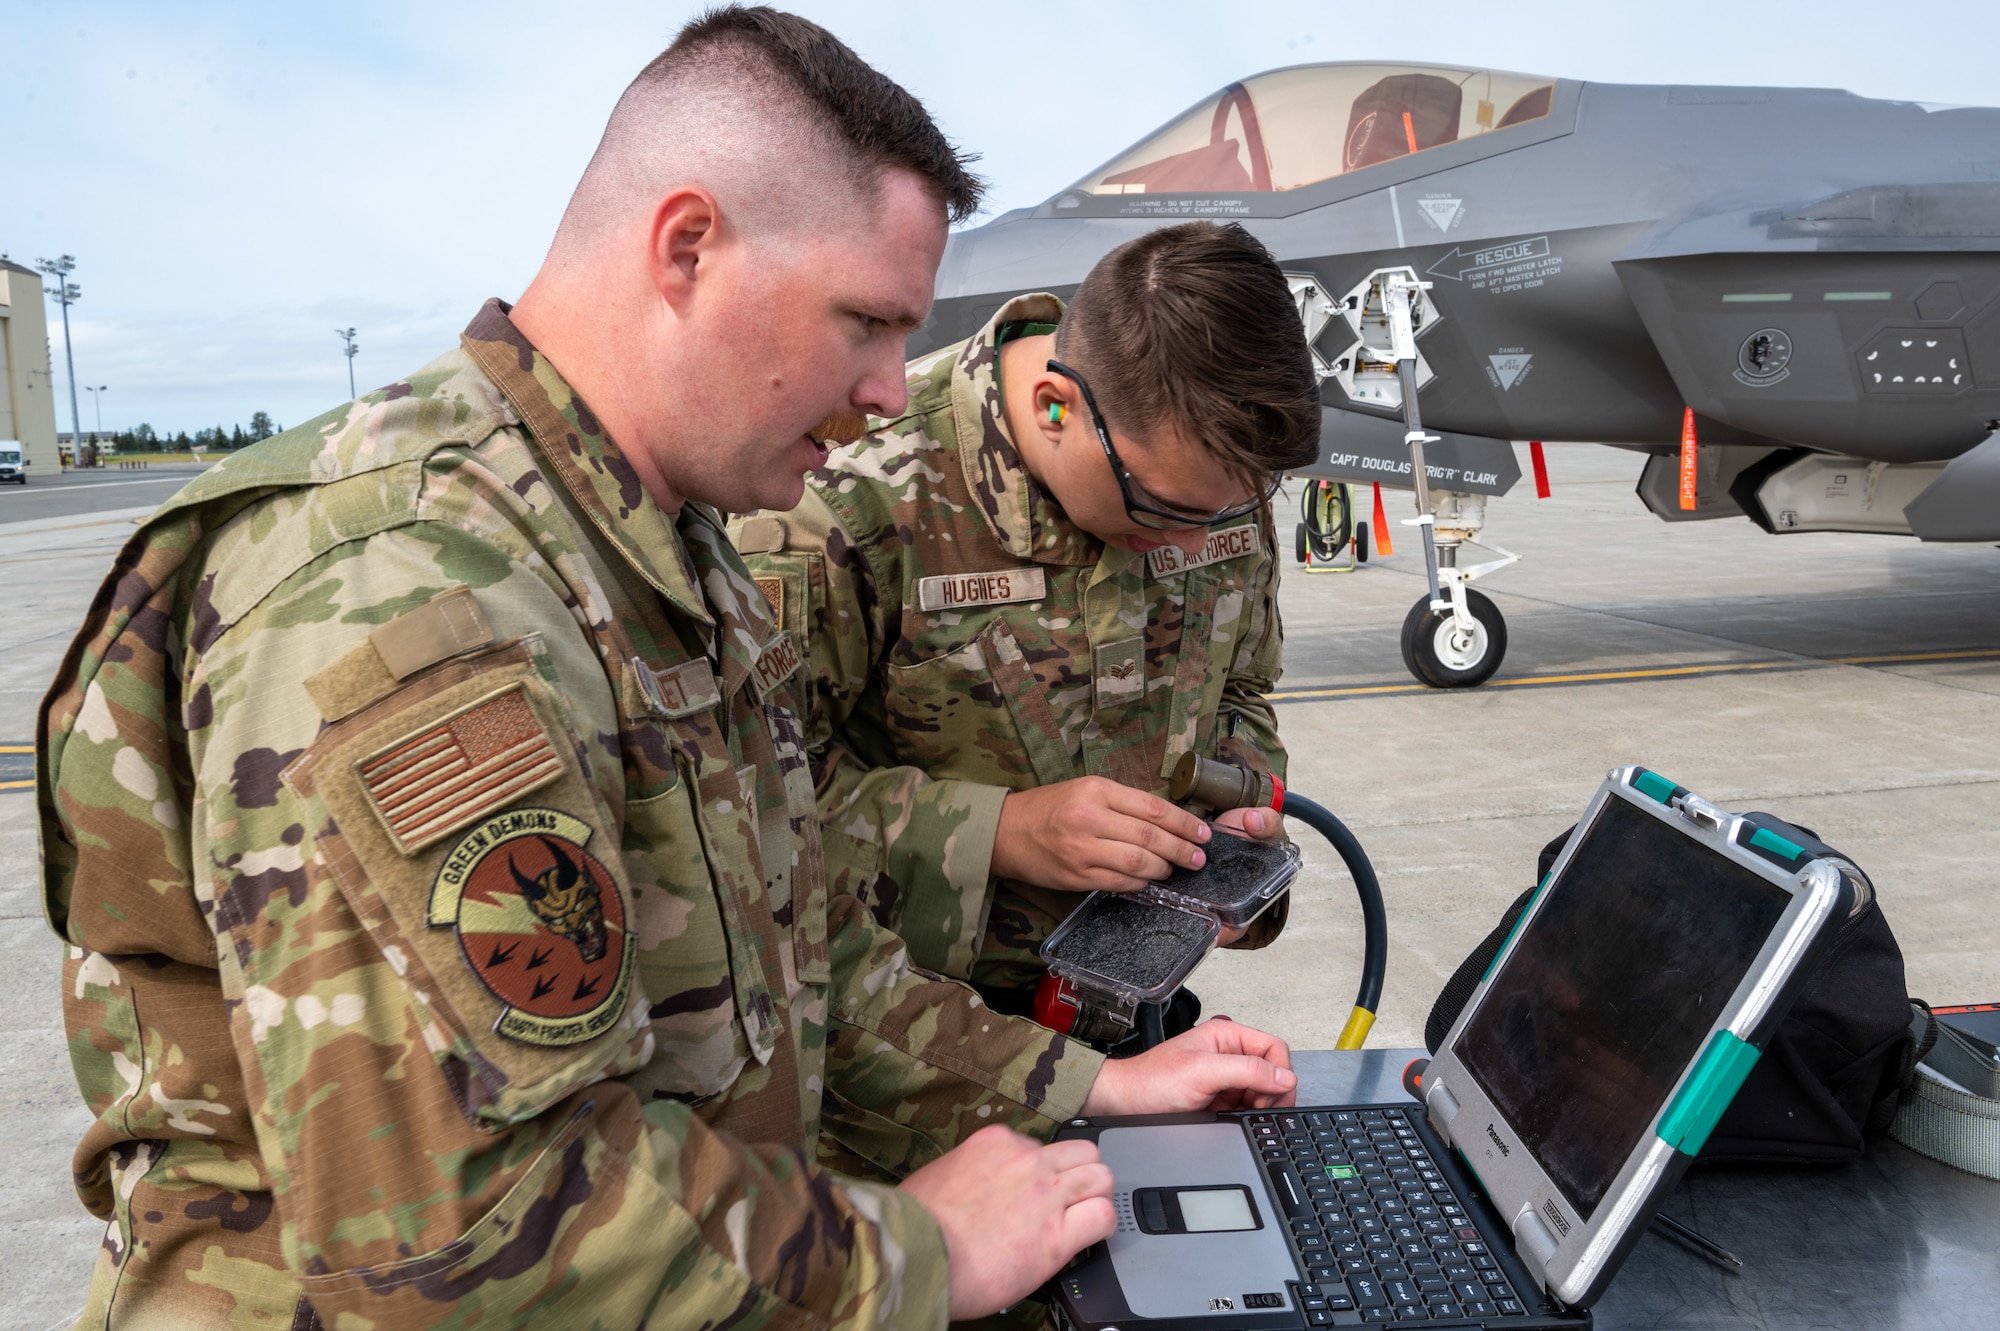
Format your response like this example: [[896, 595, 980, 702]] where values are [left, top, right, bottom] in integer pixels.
[[1054, 222, 1322, 484], [556, 6, 983, 251]]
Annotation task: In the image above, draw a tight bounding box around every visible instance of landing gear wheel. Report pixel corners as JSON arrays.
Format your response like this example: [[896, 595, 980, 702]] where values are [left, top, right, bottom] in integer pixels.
[[1400, 589, 1506, 688]]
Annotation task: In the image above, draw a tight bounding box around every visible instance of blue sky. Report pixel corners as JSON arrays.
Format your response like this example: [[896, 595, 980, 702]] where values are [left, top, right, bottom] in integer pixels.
[[6, 0, 1999, 435]]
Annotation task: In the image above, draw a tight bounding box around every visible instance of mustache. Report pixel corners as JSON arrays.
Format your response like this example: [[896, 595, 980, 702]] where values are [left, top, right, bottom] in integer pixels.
[[809, 411, 870, 446]]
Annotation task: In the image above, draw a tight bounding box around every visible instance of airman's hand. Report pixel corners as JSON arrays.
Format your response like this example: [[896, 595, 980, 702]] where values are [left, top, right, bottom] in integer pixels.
[[1207, 813, 1286, 943], [1212, 804, 1283, 842], [898, 1125, 1116, 1320], [993, 775, 1211, 893], [1082, 1018, 1297, 1116]]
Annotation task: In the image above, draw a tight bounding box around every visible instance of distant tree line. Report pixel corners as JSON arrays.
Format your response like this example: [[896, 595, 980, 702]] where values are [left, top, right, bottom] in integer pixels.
[[108, 412, 281, 453]]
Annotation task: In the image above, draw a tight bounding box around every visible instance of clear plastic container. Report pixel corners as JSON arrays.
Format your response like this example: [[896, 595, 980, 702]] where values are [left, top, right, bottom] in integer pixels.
[[1144, 830, 1301, 928], [1041, 831, 1300, 1008]]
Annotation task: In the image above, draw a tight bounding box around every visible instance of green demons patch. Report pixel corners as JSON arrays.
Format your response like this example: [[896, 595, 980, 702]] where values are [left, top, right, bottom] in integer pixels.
[[428, 808, 633, 1046]]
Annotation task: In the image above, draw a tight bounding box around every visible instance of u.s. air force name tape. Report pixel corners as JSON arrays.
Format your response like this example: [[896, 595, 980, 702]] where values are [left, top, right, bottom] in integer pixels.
[[916, 567, 1047, 612], [750, 630, 803, 699], [1145, 521, 1259, 578]]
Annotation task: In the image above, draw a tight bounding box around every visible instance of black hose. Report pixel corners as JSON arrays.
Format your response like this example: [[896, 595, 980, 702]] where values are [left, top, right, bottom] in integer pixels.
[[1300, 480, 1352, 561], [1281, 791, 1388, 1023]]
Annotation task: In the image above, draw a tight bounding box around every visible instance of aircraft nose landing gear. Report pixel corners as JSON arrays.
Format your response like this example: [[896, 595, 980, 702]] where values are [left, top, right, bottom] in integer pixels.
[[1370, 268, 1519, 688], [1401, 586, 1507, 687], [1397, 489, 1514, 687]]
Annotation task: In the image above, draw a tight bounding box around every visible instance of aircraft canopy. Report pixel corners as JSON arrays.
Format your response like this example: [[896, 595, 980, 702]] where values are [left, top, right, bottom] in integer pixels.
[[1071, 63, 1556, 195]]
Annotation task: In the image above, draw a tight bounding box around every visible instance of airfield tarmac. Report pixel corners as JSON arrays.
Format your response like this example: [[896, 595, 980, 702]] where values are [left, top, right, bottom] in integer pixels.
[[2, 447, 1996, 1328]]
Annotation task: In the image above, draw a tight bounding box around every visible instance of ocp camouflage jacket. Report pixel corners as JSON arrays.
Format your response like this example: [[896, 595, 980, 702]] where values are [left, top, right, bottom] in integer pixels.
[[734, 295, 1289, 994], [39, 300, 1101, 1330]]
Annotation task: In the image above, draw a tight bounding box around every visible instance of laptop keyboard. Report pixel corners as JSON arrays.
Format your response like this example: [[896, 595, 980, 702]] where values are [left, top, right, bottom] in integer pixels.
[[1248, 1109, 1529, 1324]]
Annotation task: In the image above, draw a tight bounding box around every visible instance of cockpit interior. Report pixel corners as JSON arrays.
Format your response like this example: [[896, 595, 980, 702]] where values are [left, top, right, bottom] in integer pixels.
[[1074, 63, 1556, 196]]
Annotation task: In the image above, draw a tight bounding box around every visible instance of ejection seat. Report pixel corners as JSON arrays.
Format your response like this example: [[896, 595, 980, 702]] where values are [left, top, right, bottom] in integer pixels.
[[1343, 73, 1464, 171]]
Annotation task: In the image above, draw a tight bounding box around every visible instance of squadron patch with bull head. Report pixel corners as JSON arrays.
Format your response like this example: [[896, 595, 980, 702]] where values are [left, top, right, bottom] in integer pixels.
[[426, 807, 632, 1046]]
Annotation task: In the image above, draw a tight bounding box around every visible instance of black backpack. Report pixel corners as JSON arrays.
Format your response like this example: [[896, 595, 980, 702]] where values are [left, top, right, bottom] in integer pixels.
[[1426, 818, 1933, 1165]]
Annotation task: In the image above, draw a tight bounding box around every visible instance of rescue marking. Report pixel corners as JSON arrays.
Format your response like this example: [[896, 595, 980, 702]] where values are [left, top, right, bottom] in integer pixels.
[[1487, 352, 1534, 392], [916, 567, 1047, 612], [1417, 197, 1464, 232], [1146, 522, 1260, 577], [1427, 234, 1563, 294], [358, 685, 562, 853]]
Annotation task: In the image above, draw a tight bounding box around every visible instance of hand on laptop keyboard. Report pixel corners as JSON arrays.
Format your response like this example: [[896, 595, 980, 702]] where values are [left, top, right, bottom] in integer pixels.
[[899, 1125, 1117, 1319], [1081, 1017, 1297, 1115]]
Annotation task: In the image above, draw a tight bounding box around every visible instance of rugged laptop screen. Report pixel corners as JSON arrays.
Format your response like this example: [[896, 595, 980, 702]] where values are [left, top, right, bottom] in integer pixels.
[[1452, 797, 1791, 1219]]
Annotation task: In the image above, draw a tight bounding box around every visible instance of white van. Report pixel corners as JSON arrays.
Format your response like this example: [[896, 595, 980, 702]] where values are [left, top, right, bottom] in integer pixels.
[[0, 443, 24, 485]]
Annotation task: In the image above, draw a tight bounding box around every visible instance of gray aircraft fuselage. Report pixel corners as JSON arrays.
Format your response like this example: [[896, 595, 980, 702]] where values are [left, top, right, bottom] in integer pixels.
[[913, 73, 2000, 497]]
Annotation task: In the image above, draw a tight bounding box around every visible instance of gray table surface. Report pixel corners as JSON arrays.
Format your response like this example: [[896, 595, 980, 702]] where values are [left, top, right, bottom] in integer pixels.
[[1294, 1049, 1999, 1331]]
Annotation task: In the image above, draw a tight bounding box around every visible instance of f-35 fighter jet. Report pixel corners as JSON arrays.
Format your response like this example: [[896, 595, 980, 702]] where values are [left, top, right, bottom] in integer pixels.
[[911, 63, 2000, 685]]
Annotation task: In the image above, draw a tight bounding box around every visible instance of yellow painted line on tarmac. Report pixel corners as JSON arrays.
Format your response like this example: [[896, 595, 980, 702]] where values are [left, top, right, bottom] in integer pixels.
[[0, 742, 34, 796], [1269, 681, 1435, 699], [1268, 658, 1810, 702], [1267, 646, 2000, 702], [1831, 648, 2000, 666], [0, 514, 148, 538]]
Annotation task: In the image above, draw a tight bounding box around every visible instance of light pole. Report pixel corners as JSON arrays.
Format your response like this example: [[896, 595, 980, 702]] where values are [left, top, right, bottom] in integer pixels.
[[85, 385, 108, 438], [36, 255, 83, 464], [336, 327, 359, 399]]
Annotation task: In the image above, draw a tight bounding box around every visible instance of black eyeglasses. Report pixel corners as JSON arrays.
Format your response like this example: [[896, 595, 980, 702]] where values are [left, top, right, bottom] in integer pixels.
[[1045, 359, 1282, 531]]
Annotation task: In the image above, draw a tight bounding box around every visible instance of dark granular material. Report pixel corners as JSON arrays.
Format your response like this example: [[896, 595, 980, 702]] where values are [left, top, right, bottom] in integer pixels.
[[1151, 831, 1298, 922], [1049, 895, 1215, 995]]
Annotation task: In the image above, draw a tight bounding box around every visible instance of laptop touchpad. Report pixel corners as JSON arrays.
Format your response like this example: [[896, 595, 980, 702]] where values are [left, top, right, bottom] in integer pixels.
[[1135, 1184, 1260, 1233], [1099, 1123, 1300, 1317]]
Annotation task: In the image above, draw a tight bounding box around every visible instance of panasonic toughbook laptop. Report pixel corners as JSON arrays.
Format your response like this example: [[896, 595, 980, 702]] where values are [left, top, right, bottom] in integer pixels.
[[1051, 765, 1862, 1330]]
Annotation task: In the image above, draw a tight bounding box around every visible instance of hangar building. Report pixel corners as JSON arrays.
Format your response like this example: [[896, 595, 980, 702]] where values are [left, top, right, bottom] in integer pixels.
[[0, 259, 61, 475]]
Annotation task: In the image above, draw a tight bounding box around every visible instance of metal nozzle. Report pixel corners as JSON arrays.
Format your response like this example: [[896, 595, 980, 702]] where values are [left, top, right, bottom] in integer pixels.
[[1169, 752, 1274, 814]]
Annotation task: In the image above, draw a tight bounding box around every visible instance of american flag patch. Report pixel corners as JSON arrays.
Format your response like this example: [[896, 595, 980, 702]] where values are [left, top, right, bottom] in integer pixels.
[[358, 685, 563, 854]]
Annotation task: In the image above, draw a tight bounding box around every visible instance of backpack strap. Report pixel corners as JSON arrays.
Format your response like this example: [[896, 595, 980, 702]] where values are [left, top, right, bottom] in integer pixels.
[[1889, 1021, 2000, 1179]]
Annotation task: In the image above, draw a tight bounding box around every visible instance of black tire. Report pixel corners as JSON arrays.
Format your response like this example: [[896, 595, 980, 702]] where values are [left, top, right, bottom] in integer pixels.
[[1354, 521, 1370, 564], [1295, 522, 1309, 565], [1400, 589, 1507, 688]]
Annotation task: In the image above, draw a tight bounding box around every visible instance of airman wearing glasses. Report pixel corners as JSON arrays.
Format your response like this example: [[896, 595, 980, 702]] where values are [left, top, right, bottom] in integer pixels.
[[731, 222, 1321, 1077]]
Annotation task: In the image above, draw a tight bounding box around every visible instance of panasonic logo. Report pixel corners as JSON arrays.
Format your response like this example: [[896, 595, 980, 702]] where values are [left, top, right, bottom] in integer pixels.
[[1485, 1124, 1511, 1157]]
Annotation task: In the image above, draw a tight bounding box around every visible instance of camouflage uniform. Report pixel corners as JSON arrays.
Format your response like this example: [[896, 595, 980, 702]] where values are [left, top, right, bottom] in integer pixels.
[[40, 300, 1104, 1330], [733, 294, 1289, 1000]]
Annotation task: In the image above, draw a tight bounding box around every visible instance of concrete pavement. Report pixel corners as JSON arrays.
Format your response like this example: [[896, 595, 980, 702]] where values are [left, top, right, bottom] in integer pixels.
[[1202, 443, 2000, 1052]]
